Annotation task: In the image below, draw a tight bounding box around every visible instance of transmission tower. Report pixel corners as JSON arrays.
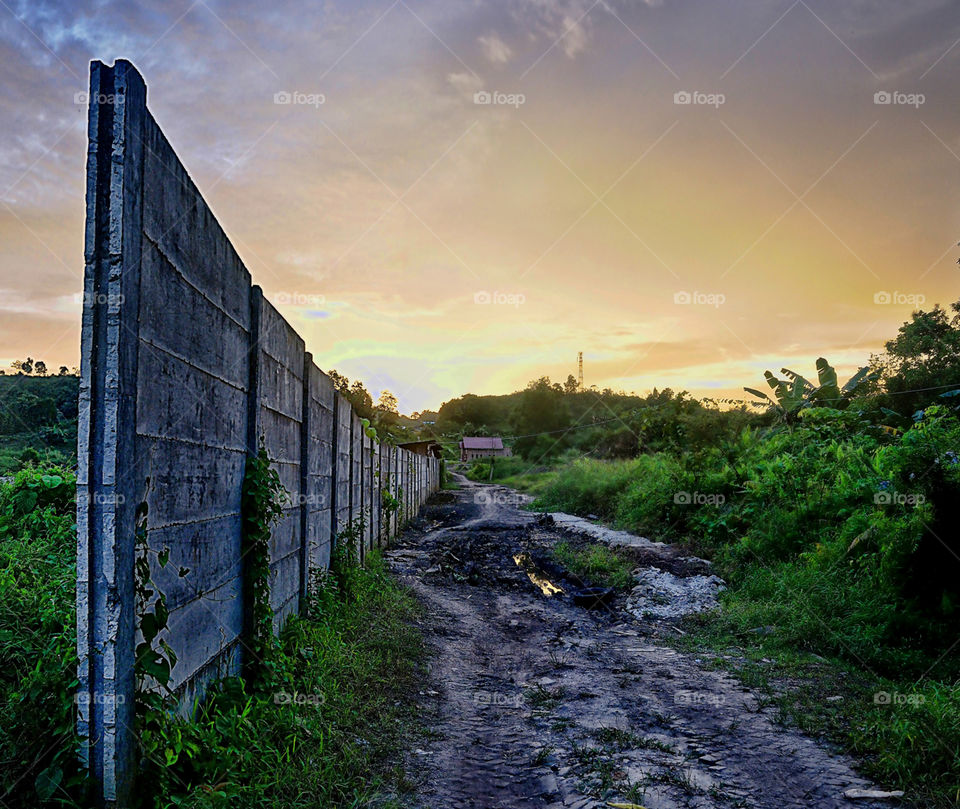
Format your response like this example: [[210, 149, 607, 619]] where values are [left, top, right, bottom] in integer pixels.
[[577, 351, 583, 390]]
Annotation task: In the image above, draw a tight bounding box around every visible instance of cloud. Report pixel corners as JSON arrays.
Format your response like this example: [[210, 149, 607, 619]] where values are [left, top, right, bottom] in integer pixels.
[[447, 71, 483, 98], [478, 33, 512, 64], [560, 14, 588, 58]]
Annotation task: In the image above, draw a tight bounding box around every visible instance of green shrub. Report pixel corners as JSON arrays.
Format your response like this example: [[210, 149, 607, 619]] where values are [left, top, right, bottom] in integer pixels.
[[532, 457, 639, 521], [0, 467, 81, 804], [534, 409, 960, 676], [552, 541, 634, 589], [464, 455, 535, 483], [852, 680, 960, 806], [136, 548, 424, 808]]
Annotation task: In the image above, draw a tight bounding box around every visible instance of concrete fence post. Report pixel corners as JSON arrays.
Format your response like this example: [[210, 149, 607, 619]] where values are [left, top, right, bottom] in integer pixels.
[[243, 285, 264, 670], [77, 59, 147, 809], [299, 352, 312, 607], [330, 393, 340, 548]]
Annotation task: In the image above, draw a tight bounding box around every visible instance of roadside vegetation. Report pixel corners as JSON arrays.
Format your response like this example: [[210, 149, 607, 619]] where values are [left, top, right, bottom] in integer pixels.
[[135, 544, 425, 808], [0, 466, 80, 805], [440, 300, 960, 806], [551, 540, 635, 590], [0, 460, 424, 807]]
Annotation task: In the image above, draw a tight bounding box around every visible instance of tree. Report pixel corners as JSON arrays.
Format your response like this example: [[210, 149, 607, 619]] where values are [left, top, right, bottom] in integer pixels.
[[11, 357, 33, 375], [512, 377, 570, 459], [33, 361, 47, 377], [348, 380, 373, 419], [374, 389, 400, 432], [376, 390, 399, 414], [563, 374, 579, 395], [327, 369, 350, 394], [745, 358, 875, 423], [437, 393, 502, 430], [868, 300, 960, 417]]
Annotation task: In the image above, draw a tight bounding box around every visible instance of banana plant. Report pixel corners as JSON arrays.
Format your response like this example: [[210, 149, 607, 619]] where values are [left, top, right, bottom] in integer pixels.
[[745, 358, 876, 422]]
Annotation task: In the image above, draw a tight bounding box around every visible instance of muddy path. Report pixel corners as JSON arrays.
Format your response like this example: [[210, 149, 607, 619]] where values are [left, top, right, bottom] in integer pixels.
[[386, 475, 894, 809]]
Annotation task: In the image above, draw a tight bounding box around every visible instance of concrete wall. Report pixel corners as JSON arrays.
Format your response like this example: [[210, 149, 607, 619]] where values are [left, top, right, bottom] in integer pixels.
[[76, 60, 440, 808]]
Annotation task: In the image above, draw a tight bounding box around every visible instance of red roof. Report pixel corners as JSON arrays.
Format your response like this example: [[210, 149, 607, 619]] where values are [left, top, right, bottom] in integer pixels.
[[460, 436, 504, 449]]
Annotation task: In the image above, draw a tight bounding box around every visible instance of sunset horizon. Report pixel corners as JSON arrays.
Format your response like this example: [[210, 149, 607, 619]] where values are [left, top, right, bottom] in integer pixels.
[[2, 1, 959, 413]]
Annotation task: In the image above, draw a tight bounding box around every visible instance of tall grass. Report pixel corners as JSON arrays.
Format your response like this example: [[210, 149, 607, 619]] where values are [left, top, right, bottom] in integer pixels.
[[136, 547, 425, 808], [0, 467, 426, 808], [0, 467, 80, 805], [532, 408, 960, 805]]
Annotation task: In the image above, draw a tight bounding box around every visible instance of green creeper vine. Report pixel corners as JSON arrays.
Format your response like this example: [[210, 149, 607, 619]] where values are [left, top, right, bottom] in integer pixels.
[[330, 518, 364, 601], [241, 440, 288, 686], [381, 481, 400, 517], [134, 499, 181, 703], [360, 417, 378, 441], [133, 478, 191, 795]]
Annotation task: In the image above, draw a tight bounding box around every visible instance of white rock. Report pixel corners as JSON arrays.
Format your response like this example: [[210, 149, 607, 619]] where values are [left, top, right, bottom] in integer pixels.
[[843, 788, 905, 799]]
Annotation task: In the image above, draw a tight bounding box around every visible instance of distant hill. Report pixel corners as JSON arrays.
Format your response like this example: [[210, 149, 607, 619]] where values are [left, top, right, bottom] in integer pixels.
[[431, 380, 762, 462], [0, 374, 79, 473]]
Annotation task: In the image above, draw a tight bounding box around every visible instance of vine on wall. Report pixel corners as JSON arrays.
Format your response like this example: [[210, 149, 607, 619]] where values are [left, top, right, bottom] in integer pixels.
[[240, 440, 287, 686]]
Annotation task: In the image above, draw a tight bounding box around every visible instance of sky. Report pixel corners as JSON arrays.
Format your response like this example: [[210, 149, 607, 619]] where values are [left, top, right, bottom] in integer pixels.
[[1, 0, 959, 414]]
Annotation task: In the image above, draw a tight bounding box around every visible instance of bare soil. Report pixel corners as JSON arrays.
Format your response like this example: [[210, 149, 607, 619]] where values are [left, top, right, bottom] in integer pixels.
[[386, 476, 895, 809]]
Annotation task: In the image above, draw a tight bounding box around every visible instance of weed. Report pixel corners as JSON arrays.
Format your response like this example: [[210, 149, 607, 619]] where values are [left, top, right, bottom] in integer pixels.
[[552, 540, 635, 590]]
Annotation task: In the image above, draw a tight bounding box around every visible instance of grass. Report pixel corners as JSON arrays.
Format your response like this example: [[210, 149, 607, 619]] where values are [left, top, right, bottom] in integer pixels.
[[139, 548, 427, 808], [525, 683, 567, 711], [591, 727, 675, 754], [0, 466, 80, 805], [528, 410, 960, 807], [0, 432, 75, 475], [675, 607, 960, 808], [0, 465, 428, 808], [460, 456, 557, 495], [552, 540, 635, 590]]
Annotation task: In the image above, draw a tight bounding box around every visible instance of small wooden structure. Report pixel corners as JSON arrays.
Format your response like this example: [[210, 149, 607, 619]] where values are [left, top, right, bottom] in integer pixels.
[[459, 436, 512, 462]]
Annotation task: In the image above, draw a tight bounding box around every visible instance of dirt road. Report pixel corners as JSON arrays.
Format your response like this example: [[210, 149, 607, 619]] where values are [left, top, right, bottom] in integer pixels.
[[386, 476, 894, 809]]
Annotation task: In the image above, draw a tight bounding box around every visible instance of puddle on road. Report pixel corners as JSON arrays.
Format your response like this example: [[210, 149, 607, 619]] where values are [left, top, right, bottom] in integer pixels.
[[513, 552, 564, 596]]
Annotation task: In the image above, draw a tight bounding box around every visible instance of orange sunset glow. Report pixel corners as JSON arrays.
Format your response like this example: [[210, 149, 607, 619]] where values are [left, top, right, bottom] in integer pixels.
[[2, 1, 958, 412]]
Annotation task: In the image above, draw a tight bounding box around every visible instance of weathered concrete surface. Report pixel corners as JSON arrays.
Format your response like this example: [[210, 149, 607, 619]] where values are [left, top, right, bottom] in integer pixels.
[[77, 59, 440, 807], [77, 59, 146, 808]]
